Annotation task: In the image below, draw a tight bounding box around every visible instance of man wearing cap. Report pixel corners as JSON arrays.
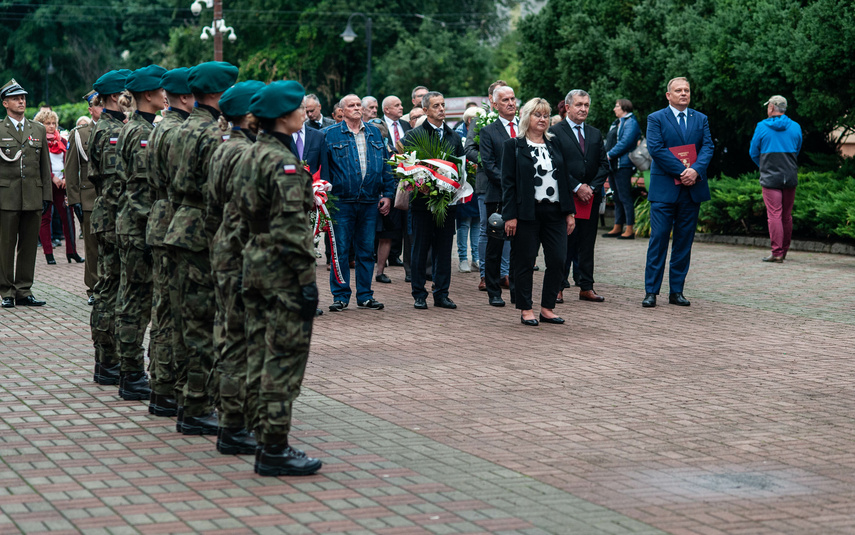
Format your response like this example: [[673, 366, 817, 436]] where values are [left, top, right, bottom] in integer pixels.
[[236, 79, 322, 476], [113, 64, 167, 401], [750, 95, 802, 264], [164, 61, 238, 436], [88, 69, 131, 383], [66, 91, 101, 305], [0, 79, 51, 309], [146, 67, 194, 419], [207, 80, 264, 455]]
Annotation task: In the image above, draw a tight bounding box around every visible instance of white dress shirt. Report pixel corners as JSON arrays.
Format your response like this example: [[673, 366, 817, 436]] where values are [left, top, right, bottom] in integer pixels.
[[499, 115, 518, 138]]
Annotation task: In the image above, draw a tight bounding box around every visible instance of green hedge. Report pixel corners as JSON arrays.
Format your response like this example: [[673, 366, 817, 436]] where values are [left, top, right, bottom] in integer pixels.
[[634, 170, 855, 242], [25, 102, 91, 131]]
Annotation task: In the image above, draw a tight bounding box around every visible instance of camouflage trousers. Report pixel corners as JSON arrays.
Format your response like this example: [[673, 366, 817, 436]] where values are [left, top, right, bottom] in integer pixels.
[[115, 234, 152, 372], [149, 245, 178, 396], [243, 287, 313, 446], [209, 271, 247, 429], [172, 247, 216, 417], [90, 231, 120, 367]]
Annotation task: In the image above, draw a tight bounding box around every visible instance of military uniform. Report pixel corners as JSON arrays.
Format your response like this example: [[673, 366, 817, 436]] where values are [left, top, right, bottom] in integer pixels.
[[0, 80, 52, 306], [239, 80, 322, 476], [65, 119, 98, 298]]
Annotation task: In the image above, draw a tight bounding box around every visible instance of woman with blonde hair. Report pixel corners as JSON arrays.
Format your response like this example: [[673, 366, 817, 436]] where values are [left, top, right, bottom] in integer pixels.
[[34, 109, 83, 264]]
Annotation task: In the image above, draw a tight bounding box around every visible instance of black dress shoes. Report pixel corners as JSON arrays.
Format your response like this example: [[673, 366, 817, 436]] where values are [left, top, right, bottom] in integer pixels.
[[489, 296, 505, 307], [414, 297, 428, 310], [94, 362, 121, 385], [642, 293, 657, 308], [149, 392, 178, 417], [434, 297, 457, 309], [1, 297, 14, 308], [87, 295, 95, 305], [217, 427, 258, 455], [374, 273, 392, 283], [538, 314, 565, 324], [255, 444, 322, 476], [119, 371, 152, 401], [181, 411, 219, 436], [520, 315, 539, 326], [669, 292, 691, 306], [16, 295, 46, 306], [387, 257, 404, 267]]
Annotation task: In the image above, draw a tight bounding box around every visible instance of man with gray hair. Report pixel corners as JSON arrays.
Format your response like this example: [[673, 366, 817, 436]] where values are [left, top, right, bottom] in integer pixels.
[[305, 94, 335, 130], [361, 96, 378, 120], [749, 95, 802, 263], [402, 85, 429, 123]]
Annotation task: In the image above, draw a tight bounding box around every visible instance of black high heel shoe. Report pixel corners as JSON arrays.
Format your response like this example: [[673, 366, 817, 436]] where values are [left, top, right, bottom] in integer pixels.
[[67, 253, 84, 263], [45, 253, 56, 265]]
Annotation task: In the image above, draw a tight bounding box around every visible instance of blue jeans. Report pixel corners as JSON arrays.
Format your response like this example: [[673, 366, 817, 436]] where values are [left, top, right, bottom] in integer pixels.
[[477, 196, 510, 278], [330, 202, 378, 304], [612, 167, 636, 226], [456, 217, 479, 263]]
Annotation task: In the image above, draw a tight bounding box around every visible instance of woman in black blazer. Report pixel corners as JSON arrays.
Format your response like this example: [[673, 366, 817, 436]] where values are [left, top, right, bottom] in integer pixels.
[[501, 98, 576, 326]]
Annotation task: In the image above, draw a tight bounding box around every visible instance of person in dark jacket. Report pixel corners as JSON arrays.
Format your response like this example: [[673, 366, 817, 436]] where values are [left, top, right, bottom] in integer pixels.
[[603, 99, 641, 239], [749, 95, 802, 263]]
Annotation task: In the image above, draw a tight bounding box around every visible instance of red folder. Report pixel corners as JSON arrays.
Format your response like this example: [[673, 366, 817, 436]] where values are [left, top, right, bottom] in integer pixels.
[[670, 144, 697, 185], [573, 194, 592, 219]]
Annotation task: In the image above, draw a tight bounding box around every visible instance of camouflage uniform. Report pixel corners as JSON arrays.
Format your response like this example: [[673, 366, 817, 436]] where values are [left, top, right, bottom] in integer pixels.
[[88, 109, 126, 372], [236, 132, 316, 446], [207, 127, 254, 429], [163, 105, 221, 418], [114, 111, 156, 373], [146, 108, 188, 399]]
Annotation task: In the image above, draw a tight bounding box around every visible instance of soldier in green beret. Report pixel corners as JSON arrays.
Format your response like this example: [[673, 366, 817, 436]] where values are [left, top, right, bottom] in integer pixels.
[[114, 64, 167, 401], [237, 80, 322, 476], [164, 61, 238, 435], [66, 91, 101, 306], [146, 67, 194, 419], [88, 69, 131, 385], [206, 80, 265, 454], [0, 79, 52, 309]]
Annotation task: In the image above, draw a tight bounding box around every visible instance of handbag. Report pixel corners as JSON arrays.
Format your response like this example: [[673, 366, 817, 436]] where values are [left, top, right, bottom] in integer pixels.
[[487, 211, 508, 240], [628, 136, 651, 171], [393, 181, 409, 210]]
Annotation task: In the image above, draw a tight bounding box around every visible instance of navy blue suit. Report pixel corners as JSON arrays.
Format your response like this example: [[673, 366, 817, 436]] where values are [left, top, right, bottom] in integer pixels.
[[290, 127, 324, 176], [644, 106, 714, 295]]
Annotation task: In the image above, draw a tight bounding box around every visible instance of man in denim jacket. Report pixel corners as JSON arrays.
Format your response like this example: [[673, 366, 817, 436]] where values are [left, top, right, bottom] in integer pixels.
[[321, 94, 395, 312]]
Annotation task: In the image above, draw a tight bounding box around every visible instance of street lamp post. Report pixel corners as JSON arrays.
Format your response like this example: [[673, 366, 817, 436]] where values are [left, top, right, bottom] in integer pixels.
[[45, 56, 56, 107], [340, 13, 373, 96], [191, 0, 236, 61]]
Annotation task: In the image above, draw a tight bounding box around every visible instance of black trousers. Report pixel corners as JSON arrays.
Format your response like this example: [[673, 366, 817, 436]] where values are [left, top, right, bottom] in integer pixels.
[[484, 201, 507, 299], [512, 203, 567, 311], [410, 208, 455, 301], [565, 192, 601, 292]]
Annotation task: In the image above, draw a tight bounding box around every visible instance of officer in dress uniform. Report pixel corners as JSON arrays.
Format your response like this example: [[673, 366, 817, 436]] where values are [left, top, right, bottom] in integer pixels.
[[0, 79, 51, 309], [66, 90, 101, 305]]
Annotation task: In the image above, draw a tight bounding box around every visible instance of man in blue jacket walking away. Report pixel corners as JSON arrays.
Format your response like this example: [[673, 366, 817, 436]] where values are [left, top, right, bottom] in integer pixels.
[[749, 95, 802, 263]]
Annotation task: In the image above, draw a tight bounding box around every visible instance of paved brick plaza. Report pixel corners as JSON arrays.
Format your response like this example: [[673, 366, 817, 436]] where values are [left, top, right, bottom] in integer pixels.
[[1, 236, 854, 535]]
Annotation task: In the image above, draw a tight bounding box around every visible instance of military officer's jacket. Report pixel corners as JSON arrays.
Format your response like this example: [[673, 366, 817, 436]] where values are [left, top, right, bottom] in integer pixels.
[[65, 121, 96, 211], [0, 116, 51, 211]]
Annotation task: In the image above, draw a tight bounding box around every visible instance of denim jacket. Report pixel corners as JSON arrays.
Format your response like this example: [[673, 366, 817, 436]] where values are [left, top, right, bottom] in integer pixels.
[[320, 120, 396, 203], [606, 113, 641, 169]]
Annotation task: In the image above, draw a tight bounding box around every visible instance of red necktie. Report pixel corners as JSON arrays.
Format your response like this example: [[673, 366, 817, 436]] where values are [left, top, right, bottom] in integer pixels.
[[509, 122, 516, 138], [393, 122, 400, 144]]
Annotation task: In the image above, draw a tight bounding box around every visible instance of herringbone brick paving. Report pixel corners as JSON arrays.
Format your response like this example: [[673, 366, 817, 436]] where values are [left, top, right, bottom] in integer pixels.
[[1, 234, 853, 534]]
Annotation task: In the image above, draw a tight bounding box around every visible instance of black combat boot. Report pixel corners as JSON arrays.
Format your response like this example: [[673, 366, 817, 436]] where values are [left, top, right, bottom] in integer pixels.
[[175, 406, 184, 433], [217, 427, 257, 455], [118, 371, 152, 401], [255, 443, 322, 477], [148, 392, 178, 417], [94, 362, 121, 385], [181, 411, 219, 436]]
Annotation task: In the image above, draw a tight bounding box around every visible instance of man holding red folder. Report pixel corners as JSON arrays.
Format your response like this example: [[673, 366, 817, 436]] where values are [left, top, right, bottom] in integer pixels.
[[642, 77, 714, 308]]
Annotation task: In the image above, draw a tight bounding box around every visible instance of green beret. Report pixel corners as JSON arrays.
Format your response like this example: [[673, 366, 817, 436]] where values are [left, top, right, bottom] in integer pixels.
[[94, 70, 131, 95], [125, 64, 167, 93], [249, 80, 305, 119], [219, 80, 266, 118], [188, 61, 239, 94], [161, 68, 192, 95]]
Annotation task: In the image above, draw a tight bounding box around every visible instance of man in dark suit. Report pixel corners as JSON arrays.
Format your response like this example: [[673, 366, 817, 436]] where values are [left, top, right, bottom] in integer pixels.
[[549, 89, 610, 302], [466, 84, 517, 307], [290, 118, 324, 175], [380, 95, 411, 278], [0, 79, 51, 308], [402, 91, 464, 310], [304, 94, 335, 130], [642, 77, 713, 307], [381, 95, 411, 153]]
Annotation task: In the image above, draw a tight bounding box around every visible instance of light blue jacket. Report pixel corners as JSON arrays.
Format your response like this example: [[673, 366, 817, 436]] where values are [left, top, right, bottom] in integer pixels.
[[607, 113, 641, 169]]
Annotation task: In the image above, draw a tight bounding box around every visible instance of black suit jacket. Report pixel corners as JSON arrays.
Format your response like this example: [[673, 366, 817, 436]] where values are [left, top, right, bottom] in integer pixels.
[[470, 118, 510, 204], [501, 136, 575, 221], [401, 121, 464, 213], [289, 127, 324, 176], [382, 116, 410, 153], [548, 120, 609, 192], [305, 116, 336, 130]]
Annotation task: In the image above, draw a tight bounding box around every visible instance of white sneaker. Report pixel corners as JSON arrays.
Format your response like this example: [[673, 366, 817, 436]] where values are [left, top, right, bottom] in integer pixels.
[[471, 260, 480, 271], [458, 260, 471, 273]]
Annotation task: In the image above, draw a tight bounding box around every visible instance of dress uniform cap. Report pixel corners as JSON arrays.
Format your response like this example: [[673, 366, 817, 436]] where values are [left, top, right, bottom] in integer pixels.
[[188, 61, 239, 94], [83, 90, 98, 103], [94, 70, 131, 95], [161, 68, 192, 95], [219, 80, 266, 118], [125, 64, 167, 93], [249, 80, 305, 119], [1, 79, 28, 100]]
